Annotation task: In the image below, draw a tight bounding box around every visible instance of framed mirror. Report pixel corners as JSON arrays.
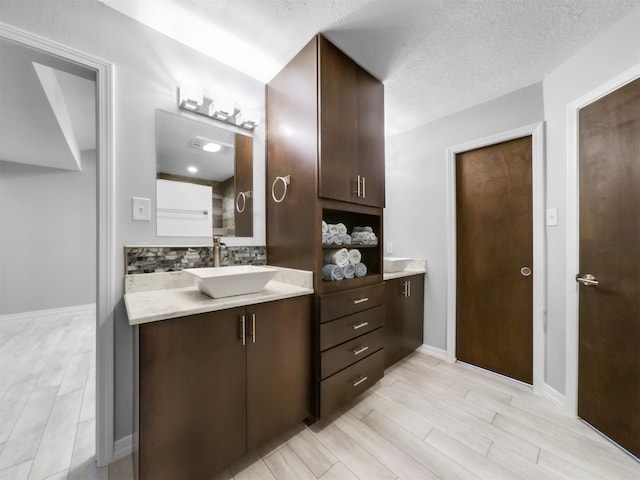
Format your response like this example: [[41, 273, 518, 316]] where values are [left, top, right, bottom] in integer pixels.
[[155, 109, 253, 237]]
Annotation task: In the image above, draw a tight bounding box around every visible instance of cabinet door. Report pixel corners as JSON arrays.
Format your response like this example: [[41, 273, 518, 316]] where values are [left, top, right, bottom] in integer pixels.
[[318, 36, 359, 204], [139, 309, 247, 480], [246, 296, 311, 450], [403, 275, 425, 356], [356, 67, 385, 207], [384, 278, 404, 368]]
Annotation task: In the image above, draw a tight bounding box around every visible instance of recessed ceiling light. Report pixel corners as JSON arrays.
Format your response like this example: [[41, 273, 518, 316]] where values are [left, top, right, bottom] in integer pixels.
[[188, 166, 198, 173]]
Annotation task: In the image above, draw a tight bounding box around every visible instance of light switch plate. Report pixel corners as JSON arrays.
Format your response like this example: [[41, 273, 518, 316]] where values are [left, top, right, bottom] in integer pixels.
[[132, 197, 151, 221], [386, 242, 393, 254], [546, 207, 558, 226]]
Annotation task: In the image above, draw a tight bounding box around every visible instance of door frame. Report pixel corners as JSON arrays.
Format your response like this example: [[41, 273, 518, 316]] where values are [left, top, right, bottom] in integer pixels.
[[446, 122, 546, 393], [565, 64, 640, 416], [0, 23, 116, 466]]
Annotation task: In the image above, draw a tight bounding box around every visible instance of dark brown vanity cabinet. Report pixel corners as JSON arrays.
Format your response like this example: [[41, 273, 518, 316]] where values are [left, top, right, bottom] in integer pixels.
[[136, 296, 311, 480], [318, 284, 385, 418], [266, 34, 385, 419], [384, 274, 425, 368], [317, 36, 385, 208]]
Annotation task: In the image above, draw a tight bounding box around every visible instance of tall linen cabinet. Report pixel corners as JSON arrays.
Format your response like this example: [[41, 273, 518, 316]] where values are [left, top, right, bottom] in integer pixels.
[[266, 34, 386, 420]]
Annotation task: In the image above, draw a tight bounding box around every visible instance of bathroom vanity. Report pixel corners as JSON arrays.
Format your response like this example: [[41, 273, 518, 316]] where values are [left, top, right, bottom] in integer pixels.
[[125, 268, 313, 480], [266, 34, 386, 419]]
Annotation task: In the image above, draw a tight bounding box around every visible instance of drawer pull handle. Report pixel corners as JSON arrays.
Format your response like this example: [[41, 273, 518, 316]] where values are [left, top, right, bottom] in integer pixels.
[[353, 321, 369, 330], [352, 376, 368, 387], [353, 297, 369, 304], [353, 346, 369, 356]]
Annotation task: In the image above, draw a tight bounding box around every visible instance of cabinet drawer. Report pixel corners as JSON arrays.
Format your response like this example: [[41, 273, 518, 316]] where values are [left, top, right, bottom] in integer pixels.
[[321, 327, 384, 379], [320, 305, 384, 351], [320, 283, 385, 323], [320, 349, 384, 418]]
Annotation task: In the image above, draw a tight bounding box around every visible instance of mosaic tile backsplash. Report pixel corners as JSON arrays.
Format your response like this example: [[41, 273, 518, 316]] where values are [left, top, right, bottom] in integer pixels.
[[125, 246, 267, 274]]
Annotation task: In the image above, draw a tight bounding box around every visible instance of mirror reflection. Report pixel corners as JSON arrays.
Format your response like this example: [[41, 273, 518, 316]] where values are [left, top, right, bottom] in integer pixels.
[[155, 109, 253, 237]]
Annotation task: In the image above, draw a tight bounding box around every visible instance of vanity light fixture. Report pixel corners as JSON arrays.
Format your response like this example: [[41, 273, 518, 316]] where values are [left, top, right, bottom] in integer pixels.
[[178, 85, 203, 110], [187, 166, 198, 173], [208, 98, 235, 120], [235, 109, 260, 129], [177, 86, 260, 131]]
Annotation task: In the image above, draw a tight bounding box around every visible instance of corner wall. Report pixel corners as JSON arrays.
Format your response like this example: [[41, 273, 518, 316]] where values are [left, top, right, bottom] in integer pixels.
[[0, 0, 266, 441], [0, 151, 97, 315], [542, 6, 640, 396], [384, 82, 544, 351]]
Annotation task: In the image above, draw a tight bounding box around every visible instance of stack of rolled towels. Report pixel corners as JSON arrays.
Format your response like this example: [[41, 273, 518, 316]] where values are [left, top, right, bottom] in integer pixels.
[[322, 221, 352, 246], [350, 226, 378, 245], [322, 247, 368, 281]]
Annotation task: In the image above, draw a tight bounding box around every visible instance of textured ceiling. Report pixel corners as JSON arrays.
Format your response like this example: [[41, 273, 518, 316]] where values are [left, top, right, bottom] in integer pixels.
[[105, 0, 638, 134]]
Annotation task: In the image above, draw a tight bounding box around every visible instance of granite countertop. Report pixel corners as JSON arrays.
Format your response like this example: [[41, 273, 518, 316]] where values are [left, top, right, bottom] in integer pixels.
[[383, 259, 427, 281], [125, 267, 313, 326]]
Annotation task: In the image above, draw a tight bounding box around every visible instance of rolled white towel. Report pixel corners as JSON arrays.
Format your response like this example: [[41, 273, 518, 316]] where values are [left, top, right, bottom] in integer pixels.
[[333, 234, 343, 246], [322, 233, 336, 246], [343, 263, 355, 279], [336, 223, 348, 235], [352, 226, 373, 233], [342, 234, 352, 245], [355, 262, 368, 277], [347, 249, 361, 265], [323, 248, 349, 268], [322, 220, 328, 233], [322, 264, 344, 281], [328, 224, 339, 235]]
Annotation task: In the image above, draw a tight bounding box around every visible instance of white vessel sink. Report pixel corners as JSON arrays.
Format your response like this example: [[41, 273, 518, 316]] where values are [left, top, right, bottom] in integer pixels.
[[183, 265, 278, 298], [383, 257, 412, 273]]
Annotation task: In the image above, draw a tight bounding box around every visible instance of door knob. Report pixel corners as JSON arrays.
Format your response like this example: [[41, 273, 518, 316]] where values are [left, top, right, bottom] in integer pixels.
[[576, 273, 599, 286], [520, 266, 532, 277]]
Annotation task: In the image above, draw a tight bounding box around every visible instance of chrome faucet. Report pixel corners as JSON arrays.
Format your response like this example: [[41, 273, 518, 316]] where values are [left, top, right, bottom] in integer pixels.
[[213, 237, 225, 267]]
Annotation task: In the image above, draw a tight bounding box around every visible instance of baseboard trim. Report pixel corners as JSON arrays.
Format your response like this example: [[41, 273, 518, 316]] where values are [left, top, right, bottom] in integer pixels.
[[0, 303, 96, 322], [542, 382, 567, 410], [417, 344, 447, 361], [113, 435, 133, 461]]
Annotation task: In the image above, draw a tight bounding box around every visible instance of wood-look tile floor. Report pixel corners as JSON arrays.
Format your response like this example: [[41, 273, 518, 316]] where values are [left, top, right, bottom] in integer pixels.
[[218, 353, 639, 480], [0, 307, 133, 480], [2, 310, 638, 479]]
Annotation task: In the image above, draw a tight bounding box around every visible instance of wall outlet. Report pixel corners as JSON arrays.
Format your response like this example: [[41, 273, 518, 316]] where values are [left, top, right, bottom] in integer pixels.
[[386, 242, 393, 254], [132, 197, 151, 221]]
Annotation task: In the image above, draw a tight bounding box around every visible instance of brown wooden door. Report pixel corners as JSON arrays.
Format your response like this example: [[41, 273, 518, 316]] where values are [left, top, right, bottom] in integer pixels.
[[246, 296, 311, 451], [139, 309, 247, 479], [578, 77, 640, 458], [318, 35, 358, 204], [456, 136, 533, 384]]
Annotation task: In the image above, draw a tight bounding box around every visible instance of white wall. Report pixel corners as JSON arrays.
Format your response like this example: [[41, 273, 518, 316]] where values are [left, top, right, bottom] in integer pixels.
[[542, 6, 640, 395], [0, 150, 96, 315], [385, 82, 544, 352], [0, 0, 266, 440], [386, 6, 640, 399]]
